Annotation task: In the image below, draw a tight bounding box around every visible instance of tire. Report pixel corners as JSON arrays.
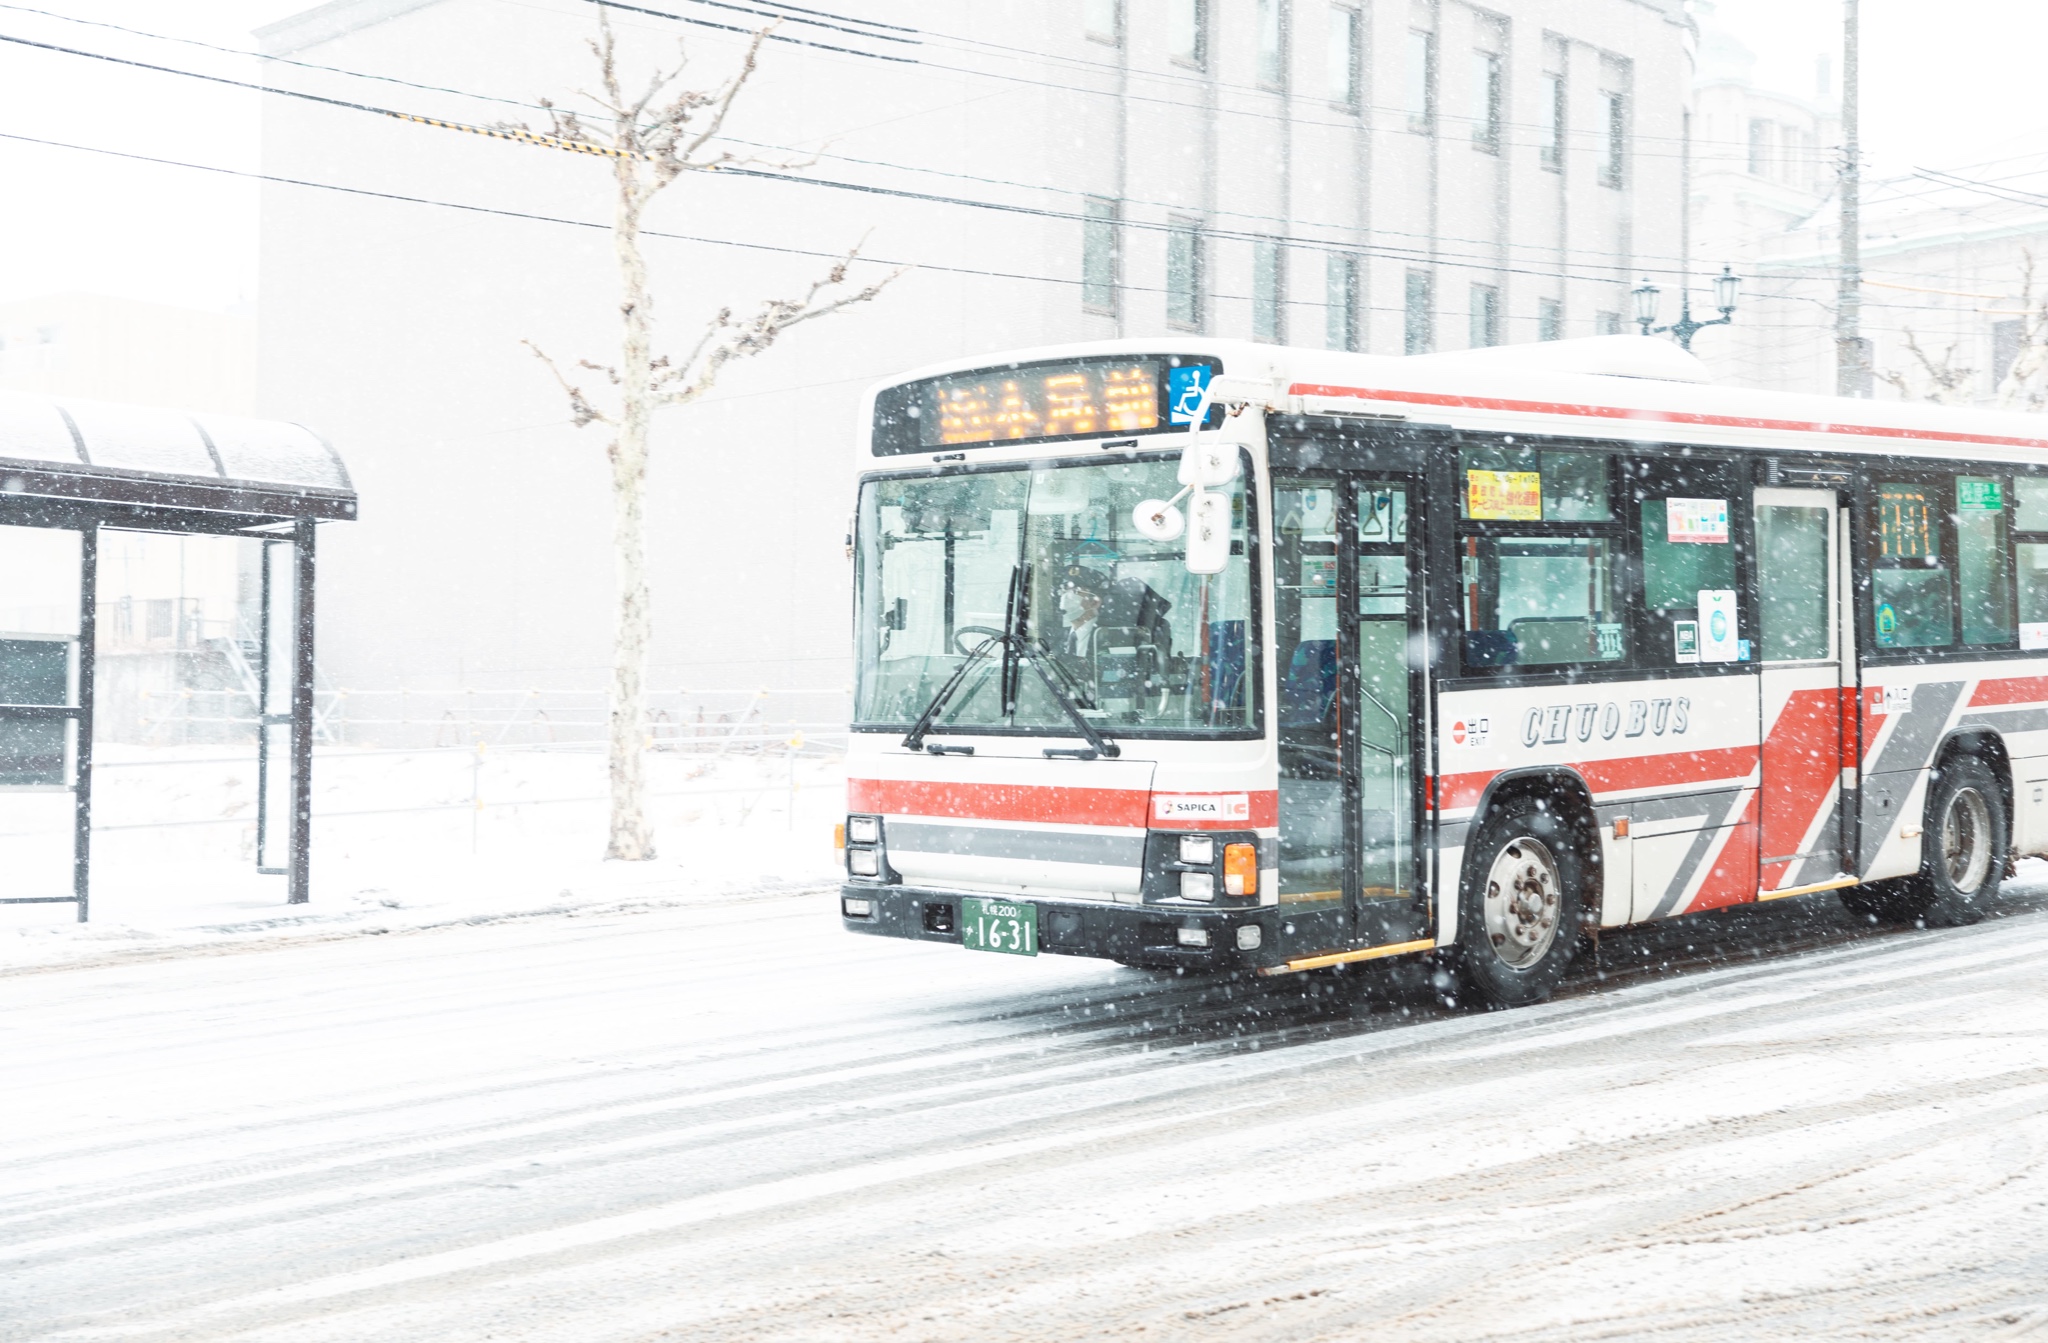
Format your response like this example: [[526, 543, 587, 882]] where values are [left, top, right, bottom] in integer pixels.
[[1455, 795, 1586, 1008], [1840, 755, 2005, 928]]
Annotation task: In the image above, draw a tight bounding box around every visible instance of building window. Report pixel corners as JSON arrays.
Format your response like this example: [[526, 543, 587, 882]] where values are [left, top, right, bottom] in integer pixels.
[[1471, 52, 1502, 152], [1328, 5, 1361, 107], [1538, 297, 1563, 342], [1256, 0, 1288, 89], [1404, 271, 1434, 355], [1084, 0, 1121, 45], [1406, 30, 1435, 132], [1082, 198, 1119, 315], [1326, 253, 1361, 351], [1540, 72, 1565, 170], [1253, 239, 1286, 343], [1167, 220, 1206, 331], [1168, 0, 1206, 67], [1469, 284, 1501, 348], [1595, 310, 1622, 336], [1601, 91, 1628, 188]]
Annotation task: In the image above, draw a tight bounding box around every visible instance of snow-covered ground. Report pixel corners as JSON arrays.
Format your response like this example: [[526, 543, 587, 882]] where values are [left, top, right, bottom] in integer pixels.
[[4, 877, 2048, 1341], [0, 743, 847, 968]]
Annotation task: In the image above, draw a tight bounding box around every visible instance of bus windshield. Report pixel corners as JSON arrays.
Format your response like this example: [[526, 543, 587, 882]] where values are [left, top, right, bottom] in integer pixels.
[[853, 457, 1258, 737]]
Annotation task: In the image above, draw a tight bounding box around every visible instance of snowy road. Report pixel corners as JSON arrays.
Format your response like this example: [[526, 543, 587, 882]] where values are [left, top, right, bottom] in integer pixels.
[[5, 886, 2048, 1341]]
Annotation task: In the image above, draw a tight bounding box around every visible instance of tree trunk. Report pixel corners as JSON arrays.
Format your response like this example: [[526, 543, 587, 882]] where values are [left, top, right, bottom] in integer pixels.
[[607, 175, 656, 861]]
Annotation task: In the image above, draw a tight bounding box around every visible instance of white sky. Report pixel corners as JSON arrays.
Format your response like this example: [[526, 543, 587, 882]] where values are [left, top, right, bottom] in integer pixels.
[[0, 0, 2042, 311]]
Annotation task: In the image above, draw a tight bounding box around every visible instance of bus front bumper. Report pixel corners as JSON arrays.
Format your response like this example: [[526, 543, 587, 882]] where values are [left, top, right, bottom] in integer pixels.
[[839, 884, 1269, 969]]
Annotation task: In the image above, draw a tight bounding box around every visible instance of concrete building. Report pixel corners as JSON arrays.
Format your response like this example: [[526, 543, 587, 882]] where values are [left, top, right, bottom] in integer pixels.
[[255, 0, 1694, 721]]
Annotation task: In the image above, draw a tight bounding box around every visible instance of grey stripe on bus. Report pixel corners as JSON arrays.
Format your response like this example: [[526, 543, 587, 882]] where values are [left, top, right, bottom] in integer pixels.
[[886, 822, 1145, 868], [1856, 681, 1964, 872], [1959, 707, 2048, 736]]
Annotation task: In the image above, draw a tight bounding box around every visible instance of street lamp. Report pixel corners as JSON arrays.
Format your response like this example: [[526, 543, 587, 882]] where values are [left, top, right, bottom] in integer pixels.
[[1634, 265, 1741, 351]]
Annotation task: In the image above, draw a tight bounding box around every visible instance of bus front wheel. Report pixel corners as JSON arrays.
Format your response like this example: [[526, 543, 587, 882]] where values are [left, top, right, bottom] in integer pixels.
[[1455, 796, 1585, 1008]]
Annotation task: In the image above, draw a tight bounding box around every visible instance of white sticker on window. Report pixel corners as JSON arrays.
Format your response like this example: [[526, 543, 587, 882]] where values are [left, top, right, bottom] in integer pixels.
[[1698, 590, 1739, 662], [2023, 623, 2048, 650], [1667, 498, 1730, 543]]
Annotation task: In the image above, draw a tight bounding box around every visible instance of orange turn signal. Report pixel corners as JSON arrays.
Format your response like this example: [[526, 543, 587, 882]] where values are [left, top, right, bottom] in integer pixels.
[[833, 823, 846, 851], [1223, 842, 1258, 897]]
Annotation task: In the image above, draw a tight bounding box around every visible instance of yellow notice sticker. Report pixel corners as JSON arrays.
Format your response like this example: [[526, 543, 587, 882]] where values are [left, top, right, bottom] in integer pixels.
[[1466, 470, 1541, 521]]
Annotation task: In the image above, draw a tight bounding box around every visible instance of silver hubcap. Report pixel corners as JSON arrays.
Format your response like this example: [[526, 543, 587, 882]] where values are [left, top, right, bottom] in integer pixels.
[[1483, 837, 1561, 968], [1941, 786, 1992, 894]]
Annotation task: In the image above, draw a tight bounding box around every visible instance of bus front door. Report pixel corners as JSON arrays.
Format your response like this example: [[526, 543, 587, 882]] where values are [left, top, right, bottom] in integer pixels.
[[1755, 487, 1851, 892], [1276, 477, 1429, 953]]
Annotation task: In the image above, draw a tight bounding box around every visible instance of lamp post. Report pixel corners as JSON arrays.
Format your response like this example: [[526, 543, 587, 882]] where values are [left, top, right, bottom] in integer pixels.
[[1633, 266, 1742, 350]]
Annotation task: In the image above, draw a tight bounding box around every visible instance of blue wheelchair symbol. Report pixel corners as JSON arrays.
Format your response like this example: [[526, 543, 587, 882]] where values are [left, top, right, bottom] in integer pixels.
[[1168, 366, 1212, 424]]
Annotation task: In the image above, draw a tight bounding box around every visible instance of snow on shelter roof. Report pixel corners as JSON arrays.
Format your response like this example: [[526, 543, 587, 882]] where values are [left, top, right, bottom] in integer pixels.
[[0, 391, 355, 522]]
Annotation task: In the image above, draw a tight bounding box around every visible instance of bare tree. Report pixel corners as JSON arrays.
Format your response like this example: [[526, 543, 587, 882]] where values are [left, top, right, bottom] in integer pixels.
[[1995, 250, 2048, 411], [519, 15, 897, 860], [1876, 329, 1977, 406]]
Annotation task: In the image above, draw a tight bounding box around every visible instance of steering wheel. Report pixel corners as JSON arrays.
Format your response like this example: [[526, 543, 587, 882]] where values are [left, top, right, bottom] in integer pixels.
[[953, 625, 1006, 655]]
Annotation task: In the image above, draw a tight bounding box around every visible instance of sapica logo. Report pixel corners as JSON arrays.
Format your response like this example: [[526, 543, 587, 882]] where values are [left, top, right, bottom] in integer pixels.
[[1521, 697, 1691, 747]]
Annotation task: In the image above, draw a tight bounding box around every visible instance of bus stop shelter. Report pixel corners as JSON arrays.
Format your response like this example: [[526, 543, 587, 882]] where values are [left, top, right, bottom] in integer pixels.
[[0, 391, 356, 919]]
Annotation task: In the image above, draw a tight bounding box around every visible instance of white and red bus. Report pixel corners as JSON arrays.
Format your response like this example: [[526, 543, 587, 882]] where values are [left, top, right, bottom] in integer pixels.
[[839, 335, 2048, 1007]]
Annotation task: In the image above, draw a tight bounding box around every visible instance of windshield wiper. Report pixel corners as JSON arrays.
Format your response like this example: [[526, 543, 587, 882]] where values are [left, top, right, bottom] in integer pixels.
[[901, 566, 1024, 754], [901, 566, 1119, 760], [1022, 636, 1120, 760]]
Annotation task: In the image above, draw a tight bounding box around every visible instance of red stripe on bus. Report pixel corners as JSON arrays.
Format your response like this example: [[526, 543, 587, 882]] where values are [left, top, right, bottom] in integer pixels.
[[848, 778, 1149, 827], [1687, 794, 1762, 913], [845, 779, 1277, 830], [1438, 746, 1756, 814], [1287, 383, 2048, 453], [1969, 674, 2048, 708], [1760, 688, 1847, 891]]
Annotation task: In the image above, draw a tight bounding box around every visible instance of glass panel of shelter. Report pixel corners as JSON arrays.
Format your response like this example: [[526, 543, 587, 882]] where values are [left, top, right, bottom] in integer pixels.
[[258, 539, 296, 874], [0, 525, 83, 920]]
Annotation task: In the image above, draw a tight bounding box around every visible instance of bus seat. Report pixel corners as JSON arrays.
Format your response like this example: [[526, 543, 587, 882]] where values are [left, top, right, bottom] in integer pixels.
[[1281, 639, 1338, 727], [1462, 629, 1519, 666]]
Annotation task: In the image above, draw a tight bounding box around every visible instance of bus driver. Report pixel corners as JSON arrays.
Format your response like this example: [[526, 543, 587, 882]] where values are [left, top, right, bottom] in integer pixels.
[[1057, 565, 1110, 658]]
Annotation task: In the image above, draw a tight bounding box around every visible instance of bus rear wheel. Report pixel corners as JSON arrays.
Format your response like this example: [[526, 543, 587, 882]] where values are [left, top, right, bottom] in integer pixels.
[[1456, 796, 1585, 1008], [1841, 755, 2006, 928]]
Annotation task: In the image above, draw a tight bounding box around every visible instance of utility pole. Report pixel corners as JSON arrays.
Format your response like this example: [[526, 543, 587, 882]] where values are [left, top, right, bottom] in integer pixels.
[[1836, 0, 1868, 396]]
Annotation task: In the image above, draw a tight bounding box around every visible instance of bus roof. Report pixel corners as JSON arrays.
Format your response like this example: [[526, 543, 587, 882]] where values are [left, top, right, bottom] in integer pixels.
[[863, 336, 2048, 466]]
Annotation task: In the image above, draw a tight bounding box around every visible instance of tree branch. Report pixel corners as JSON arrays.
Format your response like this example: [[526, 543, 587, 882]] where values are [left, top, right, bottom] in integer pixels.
[[523, 339, 615, 427]]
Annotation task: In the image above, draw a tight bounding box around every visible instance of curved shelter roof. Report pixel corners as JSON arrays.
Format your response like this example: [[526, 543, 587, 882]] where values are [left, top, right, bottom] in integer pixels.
[[0, 391, 355, 523]]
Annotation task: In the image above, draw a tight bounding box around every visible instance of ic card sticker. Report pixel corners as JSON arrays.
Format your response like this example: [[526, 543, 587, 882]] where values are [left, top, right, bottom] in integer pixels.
[[1673, 620, 1699, 663], [1666, 498, 1730, 543]]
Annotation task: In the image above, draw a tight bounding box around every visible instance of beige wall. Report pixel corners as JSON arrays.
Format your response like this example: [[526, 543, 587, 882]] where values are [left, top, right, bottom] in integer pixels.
[[0, 293, 256, 416]]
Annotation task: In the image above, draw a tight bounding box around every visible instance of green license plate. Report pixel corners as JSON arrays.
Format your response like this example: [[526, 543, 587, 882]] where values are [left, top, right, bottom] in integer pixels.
[[960, 897, 1038, 957]]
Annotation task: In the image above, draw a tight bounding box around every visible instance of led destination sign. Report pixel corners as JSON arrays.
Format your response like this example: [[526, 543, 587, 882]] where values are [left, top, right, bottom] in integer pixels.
[[928, 361, 1160, 446], [869, 356, 1219, 455]]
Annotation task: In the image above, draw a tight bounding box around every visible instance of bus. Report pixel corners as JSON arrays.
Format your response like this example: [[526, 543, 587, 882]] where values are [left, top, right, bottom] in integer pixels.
[[838, 335, 2048, 1007]]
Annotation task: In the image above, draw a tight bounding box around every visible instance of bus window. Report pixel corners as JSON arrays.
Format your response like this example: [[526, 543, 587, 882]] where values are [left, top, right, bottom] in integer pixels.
[[1642, 496, 1739, 662], [1872, 481, 1955, 649], [2013, 479, 2048, 647], [1756, 502, 1830, 661], [1957, 476, 2015, 646], [1459, 447, 1611, 522], [1460, 535, 1625, 667]]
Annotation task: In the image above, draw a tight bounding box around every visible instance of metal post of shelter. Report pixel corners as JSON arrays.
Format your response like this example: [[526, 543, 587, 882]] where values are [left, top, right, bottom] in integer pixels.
[[71, 524, 97, 922], [289, 516, 317, 904]]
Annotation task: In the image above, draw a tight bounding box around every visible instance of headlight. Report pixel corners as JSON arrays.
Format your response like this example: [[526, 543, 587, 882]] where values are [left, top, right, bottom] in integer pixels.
[[1179, 871, 1214, 901], [848, 849, 880, 877], [842, 897, 874, 917], [1177, 926, 1211, 947], [848, 815, 881, 844], [1178, 834, 1215, 864]]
